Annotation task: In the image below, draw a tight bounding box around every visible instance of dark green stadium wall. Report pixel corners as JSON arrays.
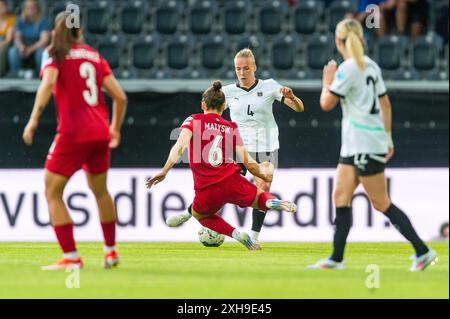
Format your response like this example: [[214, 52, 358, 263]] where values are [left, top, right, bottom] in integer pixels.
[[0, 90, 448, 168]]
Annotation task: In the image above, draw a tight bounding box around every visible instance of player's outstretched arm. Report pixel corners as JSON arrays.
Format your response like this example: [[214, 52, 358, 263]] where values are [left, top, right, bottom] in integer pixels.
[[280, 87, 304, 112], [103, 74, 128, 149], [146, 128, 193, 189], [23, 67, 58, 146], [236, 145, 273, 183], [379, 94, 395, 161]]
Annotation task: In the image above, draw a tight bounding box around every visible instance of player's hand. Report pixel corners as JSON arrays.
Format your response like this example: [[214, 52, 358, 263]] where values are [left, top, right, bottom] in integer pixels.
[[109, 128, 121, 149], [146, 171, 167, 189], [22, 119, 38, 146], [280, 87, 295, 100], [385, 132, 394, 161], [386, 147, 395, 162], [259, 161, 274, 183], [323, 60, 337, 86]]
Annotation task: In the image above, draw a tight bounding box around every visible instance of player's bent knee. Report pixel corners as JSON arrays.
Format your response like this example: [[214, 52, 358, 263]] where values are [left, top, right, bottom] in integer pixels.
[[371, 199, 391, 213]]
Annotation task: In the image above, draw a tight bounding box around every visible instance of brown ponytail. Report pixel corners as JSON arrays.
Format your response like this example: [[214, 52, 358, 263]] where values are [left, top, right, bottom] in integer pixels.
[[47, 12, 80, 64], [202, 80, 225, 111]]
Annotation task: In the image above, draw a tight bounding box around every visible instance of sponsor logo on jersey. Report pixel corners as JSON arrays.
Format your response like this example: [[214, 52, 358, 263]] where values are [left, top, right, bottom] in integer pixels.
[[257, 92, 263, 97]]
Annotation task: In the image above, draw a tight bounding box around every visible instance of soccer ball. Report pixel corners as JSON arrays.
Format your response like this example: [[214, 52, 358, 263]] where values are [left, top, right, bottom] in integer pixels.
[[198, 227, 225, 247]]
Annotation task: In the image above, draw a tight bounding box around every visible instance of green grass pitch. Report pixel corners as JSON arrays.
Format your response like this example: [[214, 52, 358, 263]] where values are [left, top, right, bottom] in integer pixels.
[[0, 242, 447, 299]]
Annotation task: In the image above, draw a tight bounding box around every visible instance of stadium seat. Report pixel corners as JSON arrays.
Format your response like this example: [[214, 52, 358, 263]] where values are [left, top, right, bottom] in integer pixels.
[[86, 0, 113, 35], [189, 0, 217, 35], [201, 35, 227, 72], [50, 1, 84, 28], [412, 33, 443, 72], [271, 34, 299, 71], [374, 35, 408, 71], [326, 0, 356, 32], [120, 0, 149, 35], [131, 34, 160, 70], [167, 34, 192, 70], [306, 33, 334, 71], [235, 34, 266, 64], [433, 0, 449, 42], [259, 0, 287, 35], [97, 34, 125, 70], [224, 0, 250, 35], [156, 0, 183, 35], [294, 0, 324, 36]]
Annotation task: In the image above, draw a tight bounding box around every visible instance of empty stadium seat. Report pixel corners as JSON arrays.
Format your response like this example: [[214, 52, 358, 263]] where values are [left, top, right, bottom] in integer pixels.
[[167, 34, 192, 70], [224, 0, 249, 35], [156, 0, 183, 35], [326, 0, 356, 32], [306, 33, 334, 71], [189, 0, 217, 35], [375, 35, 408, 71], [120, 0, 149, 35], [86, 1, 112, 35], [294, 0, 324, 35], [131, 34, 160, 70], [201, 35, 227, 71], [412, 34, 443, 72], [50, 1, 84, 27], [259, 0, 287, 35], [97, 34, 125, 70], [236, 34, 266, 63], [271, 34, 299, 71]]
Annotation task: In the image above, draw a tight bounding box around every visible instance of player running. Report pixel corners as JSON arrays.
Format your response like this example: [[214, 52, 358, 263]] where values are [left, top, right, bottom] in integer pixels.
[[22, 12, 127, 270], [166, 49, 304, 249], [146, 81, 297, 250], [308, 19, 437, 271]]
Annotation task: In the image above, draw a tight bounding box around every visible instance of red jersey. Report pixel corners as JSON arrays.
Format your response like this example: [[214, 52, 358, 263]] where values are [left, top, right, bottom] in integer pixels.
[[40, 43, 112, 142], [180, 113, 244, 191]]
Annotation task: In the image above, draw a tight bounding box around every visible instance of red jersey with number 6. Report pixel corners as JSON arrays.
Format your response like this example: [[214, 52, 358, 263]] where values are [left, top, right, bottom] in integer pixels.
[[180, 113, 244, 191], [40, 43, 112, 142]]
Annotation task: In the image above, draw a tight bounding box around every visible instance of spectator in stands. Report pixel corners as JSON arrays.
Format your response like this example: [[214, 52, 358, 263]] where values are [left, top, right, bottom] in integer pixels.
[[0, 0, 15, 77], [8, 0, 50, 76], [396, 0, 428, 40], [355, 0, 396, 37]]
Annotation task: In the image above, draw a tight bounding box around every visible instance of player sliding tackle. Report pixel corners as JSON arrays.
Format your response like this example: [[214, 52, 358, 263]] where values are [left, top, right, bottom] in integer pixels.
[[146, 81, 297, 250]]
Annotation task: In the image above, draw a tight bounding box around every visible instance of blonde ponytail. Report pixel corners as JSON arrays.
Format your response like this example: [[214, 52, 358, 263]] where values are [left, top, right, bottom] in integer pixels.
[[336, 18, 366, 70], [346, 31, 365, 70]]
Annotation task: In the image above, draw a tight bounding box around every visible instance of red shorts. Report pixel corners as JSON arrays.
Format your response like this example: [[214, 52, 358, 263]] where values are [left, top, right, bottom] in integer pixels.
[[192, 172, 258, 215], [45, 135, 111, 177]]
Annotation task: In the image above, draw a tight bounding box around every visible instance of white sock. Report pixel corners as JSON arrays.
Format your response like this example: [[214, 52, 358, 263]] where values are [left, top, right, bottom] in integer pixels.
[[232, 229, 241, 240], [104, 245, 116, 253], [181, 211, 191, 218], [251, 231, 260, 241], [63, 251, 79, 259]]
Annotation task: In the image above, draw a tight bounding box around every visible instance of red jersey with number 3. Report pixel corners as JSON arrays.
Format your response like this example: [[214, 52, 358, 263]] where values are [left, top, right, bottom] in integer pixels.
[[40, 43, 112, 142], [180, 113, 244, 191]]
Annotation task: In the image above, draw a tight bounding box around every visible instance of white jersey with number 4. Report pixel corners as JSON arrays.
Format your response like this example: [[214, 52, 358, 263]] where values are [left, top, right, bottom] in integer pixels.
[[223, 79, 284, 152], [330, 56, 389, 157]]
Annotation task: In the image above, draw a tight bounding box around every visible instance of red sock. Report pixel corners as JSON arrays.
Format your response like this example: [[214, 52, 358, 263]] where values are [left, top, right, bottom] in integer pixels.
[[258, 192, 276, 211], [199, 214, 235, 237], [101, 220, 116, 247], [53, 223, 77, 253]]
